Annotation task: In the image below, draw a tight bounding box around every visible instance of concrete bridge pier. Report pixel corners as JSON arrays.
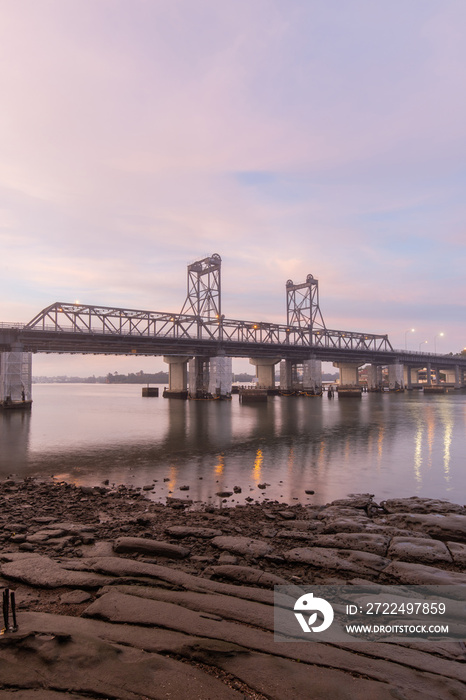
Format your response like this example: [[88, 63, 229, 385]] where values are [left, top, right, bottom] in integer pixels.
[[367, 364, 383, 391], [333, 362, 362, 396], [187, 356, 233, 398], [207, 356, 232, 397], [279, 360, 293, 391], [188, 357, 210, 398], [388, 363, 405, 391], [303, 359, 322, 392], [0, 347, 32, 403], [163, 356, 190, 399], [250, 357, 281, 390], [443, 365, 463, 389], [426, 362, 432, 386]]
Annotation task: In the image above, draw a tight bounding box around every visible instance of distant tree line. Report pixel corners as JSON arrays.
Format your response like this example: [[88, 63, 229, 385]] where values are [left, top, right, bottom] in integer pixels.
[[106, 371, 169, 384]]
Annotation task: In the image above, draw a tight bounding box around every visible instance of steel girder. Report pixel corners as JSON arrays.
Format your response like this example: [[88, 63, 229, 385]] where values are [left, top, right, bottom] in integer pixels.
[[24, 301, 393, 353]]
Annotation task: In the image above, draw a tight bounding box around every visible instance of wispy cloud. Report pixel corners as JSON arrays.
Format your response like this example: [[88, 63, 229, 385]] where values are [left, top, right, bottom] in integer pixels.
[[0, 0, 465, 373]]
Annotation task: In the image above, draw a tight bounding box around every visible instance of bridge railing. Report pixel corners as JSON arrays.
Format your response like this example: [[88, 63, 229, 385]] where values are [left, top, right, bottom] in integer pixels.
[[23, 302, 394, 352]]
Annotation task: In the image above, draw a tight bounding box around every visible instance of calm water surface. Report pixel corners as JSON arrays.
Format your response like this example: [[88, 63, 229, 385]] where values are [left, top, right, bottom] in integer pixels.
[[1, 384, 465, 506]]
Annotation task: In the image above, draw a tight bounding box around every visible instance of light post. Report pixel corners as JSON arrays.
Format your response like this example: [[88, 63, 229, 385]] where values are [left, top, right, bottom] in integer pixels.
[[434, 332, 444, 354], [404, 328, 415, 350], [419, 340, 428, 351]]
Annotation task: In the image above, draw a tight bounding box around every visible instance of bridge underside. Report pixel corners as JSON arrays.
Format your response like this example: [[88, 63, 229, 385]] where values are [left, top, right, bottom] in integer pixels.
[[4, 327, 401, 365]]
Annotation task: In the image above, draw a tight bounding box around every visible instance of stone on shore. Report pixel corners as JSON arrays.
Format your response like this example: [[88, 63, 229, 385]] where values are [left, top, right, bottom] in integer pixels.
[[387, 536, 452, 564], [0, 553, 112, 589], [284, 547, 390, 576], [165, 525, 223, 538], [206, 565, 288, 587], [113, 536, 190, 558], [211, 535, 273, 558], [383, 513, 466, 542]]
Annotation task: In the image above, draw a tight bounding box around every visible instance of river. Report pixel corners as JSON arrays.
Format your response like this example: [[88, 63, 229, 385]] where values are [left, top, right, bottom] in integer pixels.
[[0, 384, 464, 506]]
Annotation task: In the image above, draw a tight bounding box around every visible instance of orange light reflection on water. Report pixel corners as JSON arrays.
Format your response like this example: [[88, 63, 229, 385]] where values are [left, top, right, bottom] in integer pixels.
[[252, 448, 263, 483]]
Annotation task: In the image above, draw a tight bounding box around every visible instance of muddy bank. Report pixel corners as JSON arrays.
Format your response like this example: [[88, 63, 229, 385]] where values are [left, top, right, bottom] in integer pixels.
[[0, 477, 465, 699]]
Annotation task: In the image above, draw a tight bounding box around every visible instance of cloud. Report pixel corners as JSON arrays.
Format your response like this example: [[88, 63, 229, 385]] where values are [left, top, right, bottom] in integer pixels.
[[0, 0, 465, 359]]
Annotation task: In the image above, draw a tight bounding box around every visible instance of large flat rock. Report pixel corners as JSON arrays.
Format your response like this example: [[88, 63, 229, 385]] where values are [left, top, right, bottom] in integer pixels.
[[113, 536, 190, 558], [383, 560, 466, 585], [387, 536, 452, 564], [0, 627, 242, 699], [381, 498, 466, 515], [61, 556, 276, 604], [307, 532, 390, 556], [82, 591, 466, 698], [206, 565, 288, 586], [0, 554, 112, 589], [211, 535, 273, 557], [283, 547, 390, 576], [165, 526, 223, 538], [383, 513, 466, 542], [447, 541, 466, 566]]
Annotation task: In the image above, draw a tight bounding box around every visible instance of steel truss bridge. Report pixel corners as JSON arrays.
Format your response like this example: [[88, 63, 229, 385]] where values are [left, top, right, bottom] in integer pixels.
[[0, 254, 465, 370]]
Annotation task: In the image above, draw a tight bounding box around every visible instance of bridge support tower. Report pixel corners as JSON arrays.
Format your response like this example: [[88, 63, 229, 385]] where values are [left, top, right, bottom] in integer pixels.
[[163, 356, 190, 399], [188, 356, 232, 398], [0, 347, 32, 404], [388, 363, 405, 391], [279, 359, 322, 392], [367, 364, 383, 391], [334, 362, 363, 397], [444, 365, 463, 388], [250, 357, 281, 390]]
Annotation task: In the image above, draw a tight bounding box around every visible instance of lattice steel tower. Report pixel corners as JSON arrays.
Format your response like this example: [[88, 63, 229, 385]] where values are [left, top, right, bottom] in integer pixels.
[[286, 274, 326, 332], [181, 253, 222, 319]]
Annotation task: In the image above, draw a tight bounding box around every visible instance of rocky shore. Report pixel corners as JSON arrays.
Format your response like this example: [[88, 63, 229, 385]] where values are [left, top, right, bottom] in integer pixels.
[[0, 477, 465, 699]]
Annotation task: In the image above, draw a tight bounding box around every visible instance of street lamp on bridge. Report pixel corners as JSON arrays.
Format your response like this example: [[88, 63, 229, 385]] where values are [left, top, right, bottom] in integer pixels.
[[434, 332, 444, 353], [419, 340, 428, 351], [404, 328, 415, 350]]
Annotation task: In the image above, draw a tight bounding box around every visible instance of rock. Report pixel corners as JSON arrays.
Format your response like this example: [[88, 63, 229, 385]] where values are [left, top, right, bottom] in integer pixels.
[[276, 531, 315, 541], [383, 513, 466, 542], [165, 526, 223, 539], [217, 553, 238, 565], [60, 589, 93, 604], [381, 497, 466, 515], [321, 518, 371, 534], [207, 565, 289, 587], [0, 554, 112, 589], [278, 519, 325, 532], [329, 494, 375, 509], [113, 537, 190, 559], [387, 537, 453, 564], [383, 560, 466, 585], [166, 496, 193, 507], [447, 541, 466, 566], [308, 533, 390, 556], [277, 510, 296, 520], [9, 534, 27, 543], [216, 491, 233, 498], [305, 489, 315, 495], [179, 485, 190, 491], [233, 486, 242, 493], [211, 536, 273, 558], [284, 547, 390, 576], [3, 523, 27, 532]]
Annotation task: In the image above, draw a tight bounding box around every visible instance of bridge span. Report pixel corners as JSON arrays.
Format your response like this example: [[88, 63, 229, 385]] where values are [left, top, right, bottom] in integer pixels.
[[1, 254, 465, 402]]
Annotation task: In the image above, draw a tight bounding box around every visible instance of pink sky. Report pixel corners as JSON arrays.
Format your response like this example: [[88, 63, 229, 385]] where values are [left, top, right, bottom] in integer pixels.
[[0, 1, 465, 375]]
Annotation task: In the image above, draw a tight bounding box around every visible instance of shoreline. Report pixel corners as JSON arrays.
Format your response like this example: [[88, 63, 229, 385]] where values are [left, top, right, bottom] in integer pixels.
[[1, 477, 465, 698]]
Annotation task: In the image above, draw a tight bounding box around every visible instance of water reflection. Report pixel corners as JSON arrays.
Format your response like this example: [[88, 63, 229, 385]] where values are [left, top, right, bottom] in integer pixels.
[[0, 385, 465, 503]]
